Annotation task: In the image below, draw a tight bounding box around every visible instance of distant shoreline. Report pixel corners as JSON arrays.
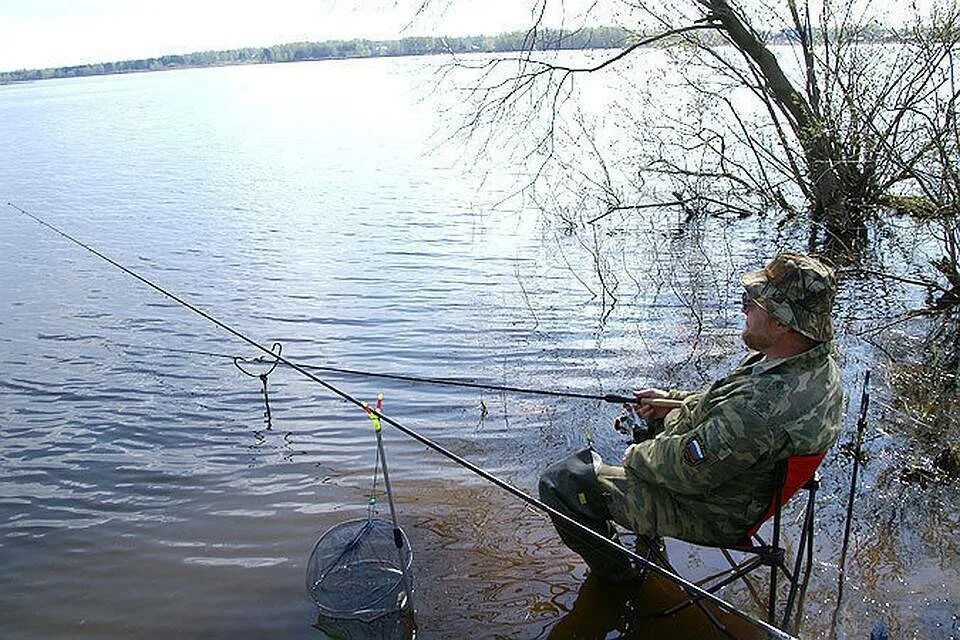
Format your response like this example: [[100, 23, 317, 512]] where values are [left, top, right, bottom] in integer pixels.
[[0, 27, 634, 84], [2, 25, 904, 86]]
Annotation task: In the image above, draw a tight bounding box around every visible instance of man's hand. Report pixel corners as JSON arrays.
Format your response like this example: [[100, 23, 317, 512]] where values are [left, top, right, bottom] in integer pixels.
[[632, 388, 674, 422]]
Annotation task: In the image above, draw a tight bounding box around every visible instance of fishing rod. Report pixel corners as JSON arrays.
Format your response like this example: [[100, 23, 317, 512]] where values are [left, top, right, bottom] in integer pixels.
[[9, 203, 794, 640], [109, 342, 682, 408], [830, 370, 871, 637]]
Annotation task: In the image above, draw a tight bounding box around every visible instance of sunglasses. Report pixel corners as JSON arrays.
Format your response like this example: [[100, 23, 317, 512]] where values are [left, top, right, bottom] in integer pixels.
[[741, 291, 759, 311]]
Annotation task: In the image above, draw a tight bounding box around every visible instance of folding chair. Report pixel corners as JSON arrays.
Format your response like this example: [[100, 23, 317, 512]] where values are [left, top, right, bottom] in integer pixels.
[[657, 452, 826, 631]]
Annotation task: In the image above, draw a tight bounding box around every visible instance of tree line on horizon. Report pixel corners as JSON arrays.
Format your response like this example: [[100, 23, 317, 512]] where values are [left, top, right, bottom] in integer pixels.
[[0, 27, 640, 83]]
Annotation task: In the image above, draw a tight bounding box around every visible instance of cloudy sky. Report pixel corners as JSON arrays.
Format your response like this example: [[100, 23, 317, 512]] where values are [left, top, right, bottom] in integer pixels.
[[0, 0, 611, 72]]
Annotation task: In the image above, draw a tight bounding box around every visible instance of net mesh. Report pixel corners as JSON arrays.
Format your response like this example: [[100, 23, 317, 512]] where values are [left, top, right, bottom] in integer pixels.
[[306, 517, 413, 621]]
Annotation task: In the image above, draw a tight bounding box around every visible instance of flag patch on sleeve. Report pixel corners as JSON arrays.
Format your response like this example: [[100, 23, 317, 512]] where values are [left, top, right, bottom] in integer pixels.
[[684, 437, 706, 466]]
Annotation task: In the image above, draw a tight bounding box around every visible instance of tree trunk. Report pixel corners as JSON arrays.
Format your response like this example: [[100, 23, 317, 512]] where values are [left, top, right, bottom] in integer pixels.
[[701, 0, 868, 257], [806, 140, 867, 258]]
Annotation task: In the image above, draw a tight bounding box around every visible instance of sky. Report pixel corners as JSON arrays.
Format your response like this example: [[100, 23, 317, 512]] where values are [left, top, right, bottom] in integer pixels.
[[0, 0, 608, 73]]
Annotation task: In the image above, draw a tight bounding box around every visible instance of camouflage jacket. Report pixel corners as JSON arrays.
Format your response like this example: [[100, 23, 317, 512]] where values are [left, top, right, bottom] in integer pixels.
[[621, 341, 843, 544]]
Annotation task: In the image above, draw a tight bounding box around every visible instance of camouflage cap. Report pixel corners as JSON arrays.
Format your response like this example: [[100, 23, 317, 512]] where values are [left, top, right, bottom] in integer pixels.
[[741, 252, 837, 342]]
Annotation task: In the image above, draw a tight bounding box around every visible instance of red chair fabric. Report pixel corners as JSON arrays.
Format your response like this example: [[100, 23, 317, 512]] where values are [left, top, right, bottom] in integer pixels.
[[743, 452, 826, 540]]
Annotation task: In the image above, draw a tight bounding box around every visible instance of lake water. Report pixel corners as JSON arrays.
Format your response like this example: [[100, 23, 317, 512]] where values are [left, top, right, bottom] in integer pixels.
[[1, 55, 957, 639]]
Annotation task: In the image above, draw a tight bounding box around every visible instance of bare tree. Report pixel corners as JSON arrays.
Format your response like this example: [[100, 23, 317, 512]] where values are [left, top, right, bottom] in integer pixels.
[[435, 0, 960, 262]]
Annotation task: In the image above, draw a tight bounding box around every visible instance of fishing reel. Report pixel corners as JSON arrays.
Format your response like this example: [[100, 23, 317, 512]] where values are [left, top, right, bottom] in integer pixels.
[[613, 405, 654, 444]]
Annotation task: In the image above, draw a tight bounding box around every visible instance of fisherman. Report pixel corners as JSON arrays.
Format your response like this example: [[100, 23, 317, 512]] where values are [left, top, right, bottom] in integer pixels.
[[539, 252, 843, 581]]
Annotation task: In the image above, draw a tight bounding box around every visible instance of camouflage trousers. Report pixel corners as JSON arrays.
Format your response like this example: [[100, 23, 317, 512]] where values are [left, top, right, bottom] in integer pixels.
[[537, 448, 664, 581]]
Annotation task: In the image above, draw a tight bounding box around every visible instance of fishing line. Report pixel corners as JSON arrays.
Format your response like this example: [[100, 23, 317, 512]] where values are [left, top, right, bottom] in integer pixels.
[[8, 202, 795, 640], [104, 341, 676, 407]]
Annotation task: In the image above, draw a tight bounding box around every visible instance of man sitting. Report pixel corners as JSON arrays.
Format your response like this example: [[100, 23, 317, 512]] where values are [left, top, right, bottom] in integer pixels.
[[539, 252, 843, 581]]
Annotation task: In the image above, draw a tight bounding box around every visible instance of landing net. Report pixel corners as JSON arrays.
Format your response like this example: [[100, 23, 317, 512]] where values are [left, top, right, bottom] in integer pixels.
[[306, 517, 413, 621], [306, 394, 414, 622]]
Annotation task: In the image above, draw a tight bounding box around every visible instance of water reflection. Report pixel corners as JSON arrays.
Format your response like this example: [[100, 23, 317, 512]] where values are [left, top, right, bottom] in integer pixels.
[[546, 573, 765, 640], [313, 610, 416, 640]]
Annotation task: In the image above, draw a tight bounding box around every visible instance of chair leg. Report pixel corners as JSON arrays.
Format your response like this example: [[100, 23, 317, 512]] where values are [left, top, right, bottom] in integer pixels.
[[650, 544, 728, 633], [662, 554, 765, 616], [767, 493, 784, 624], [720, 548, 766, 610]]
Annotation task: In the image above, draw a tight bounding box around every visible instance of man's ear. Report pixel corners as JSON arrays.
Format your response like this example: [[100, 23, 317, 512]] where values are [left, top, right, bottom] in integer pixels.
[[771, 317, 793, 337]]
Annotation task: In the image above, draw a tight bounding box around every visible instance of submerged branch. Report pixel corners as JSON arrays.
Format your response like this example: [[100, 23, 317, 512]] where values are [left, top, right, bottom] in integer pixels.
[[850, 267, 953, 296], [587, 200, 693, 224]]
